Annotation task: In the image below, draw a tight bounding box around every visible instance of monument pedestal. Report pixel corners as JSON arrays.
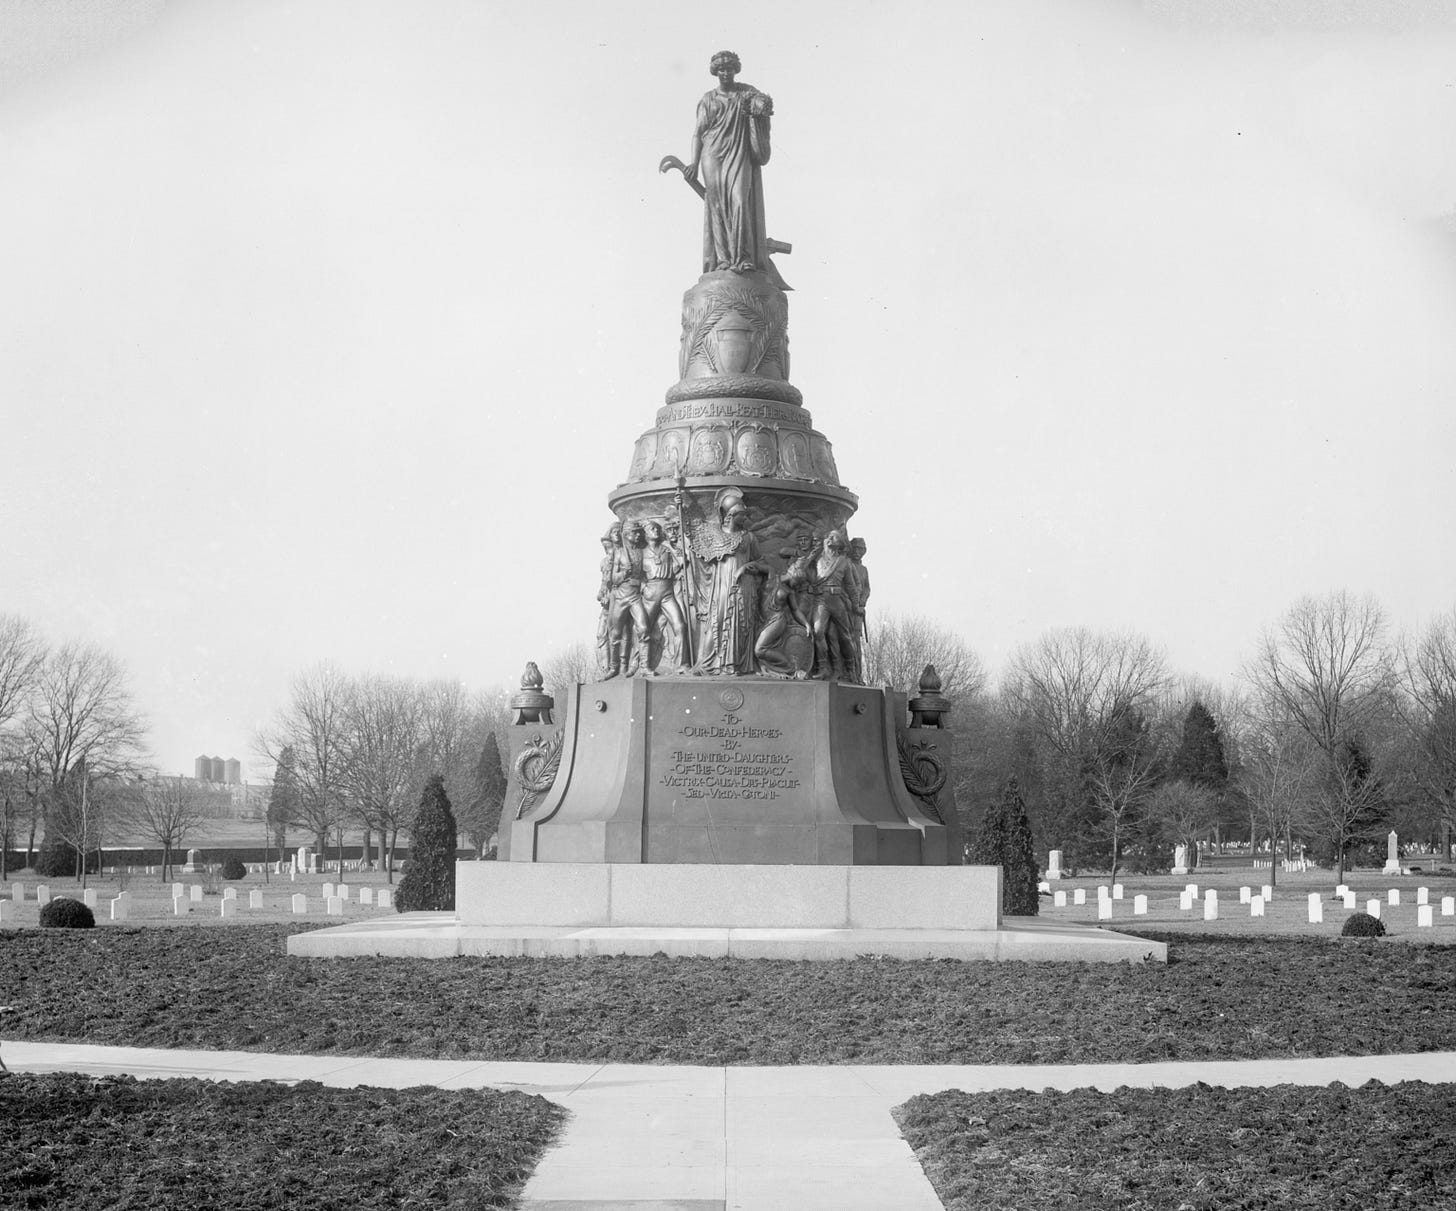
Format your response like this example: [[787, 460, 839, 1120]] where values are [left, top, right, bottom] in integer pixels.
[[507, 675, 948, 866]]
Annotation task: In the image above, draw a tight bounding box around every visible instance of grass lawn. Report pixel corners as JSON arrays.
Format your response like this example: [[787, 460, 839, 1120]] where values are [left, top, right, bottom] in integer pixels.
[[894, 1081, 1456, 1211], [0, 1071, 564, 1211], [2, 921, 1455, 1064]]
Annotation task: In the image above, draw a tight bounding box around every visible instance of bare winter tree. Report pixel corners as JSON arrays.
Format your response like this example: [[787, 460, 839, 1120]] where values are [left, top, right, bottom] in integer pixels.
[[1002, 627, 1169, 871], [1398, 607, 1456, 855], [861, 613, 987, 702], [1142, 780, 1219, 866], [340, 673, 427, 880], [536, 644, 595, 699], [24, 641, 148, 879], [1243, 591, 1396, 881], [0, 616, 47, 879], [126, 774, 209, 882], [1236, 715, 1320, 887], [257, 663, 351, 871]]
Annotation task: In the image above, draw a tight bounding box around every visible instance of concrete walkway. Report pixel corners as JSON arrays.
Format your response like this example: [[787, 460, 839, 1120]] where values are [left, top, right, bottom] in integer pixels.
[[6, 1041, 1456, 1210]]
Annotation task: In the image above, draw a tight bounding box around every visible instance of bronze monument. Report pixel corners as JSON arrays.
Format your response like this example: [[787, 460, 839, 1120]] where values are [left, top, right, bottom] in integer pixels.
[[503, 53, 961, 866]]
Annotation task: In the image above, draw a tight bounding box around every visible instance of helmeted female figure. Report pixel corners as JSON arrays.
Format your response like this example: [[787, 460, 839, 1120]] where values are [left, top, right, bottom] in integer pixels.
[[693, 488, 767, 676]]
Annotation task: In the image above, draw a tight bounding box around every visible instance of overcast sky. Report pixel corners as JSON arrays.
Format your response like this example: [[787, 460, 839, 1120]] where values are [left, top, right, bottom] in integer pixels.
[[3, 0, 1455, 779]]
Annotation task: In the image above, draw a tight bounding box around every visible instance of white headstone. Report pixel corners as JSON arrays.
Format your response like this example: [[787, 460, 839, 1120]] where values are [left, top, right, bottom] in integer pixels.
[[173, 895, 188, 915], [336, 883, 349, 899], [1388, 889, 1400, 906], [35, 884, 50, 906], [220, 898, 237, 918], [1073, 888, 1086, 905], [292, 893, 308, 914], [1203, 891, 1218, 920], [1046, 849, 1063, 880], [1171, 844, 1189, 874], [110, 897, 128, 921], [1053, 890, 1067, 908], [376, 888, 392, 910], [1112, 883, 1124, 900], [1133, 894, 1148, 915], [1335, 884, 1348, 898], [1307, 893, 1323, 924], [172, 882, 185, 899], [309, 855, 319, 873], [1240, 886, 1251, 903], [322, 882, 335, 900], [326, 895, 344, 916], [1097, 898, 1112, 920], [1418, 904, 1434, 928], [1250, 894, 1265, 917], [11, 882, 25, 901], [1343, 891, 1357, 910], [1417, 887, 1429, 905], [1186, 883, 1199, 899], [1179, 891, 1193, 911], [0, 901, 11, 923], [249, 889, 264, 909], [223, 887, 237, 901], [1366, 899, 1381, 918], [1443, 897, 1455, 916], [1097, 884, 1110, 901], [1261, 885, 1273, 901], [1037, 880, 1050, 893], [359, 887, 373, 904], [82, 888, 98, 908], [189, 884, 203, 903]]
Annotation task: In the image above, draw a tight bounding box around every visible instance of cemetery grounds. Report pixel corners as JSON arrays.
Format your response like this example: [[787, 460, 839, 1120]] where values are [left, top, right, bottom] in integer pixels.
[[1, 857, 1455, 1209]]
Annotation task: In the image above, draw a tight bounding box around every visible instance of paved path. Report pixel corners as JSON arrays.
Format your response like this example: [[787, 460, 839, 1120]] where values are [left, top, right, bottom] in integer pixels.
[[6, 1041, 1456, 1210]]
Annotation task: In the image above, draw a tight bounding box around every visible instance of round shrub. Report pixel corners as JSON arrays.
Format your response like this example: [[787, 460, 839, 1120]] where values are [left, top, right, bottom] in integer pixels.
[[220, 856, 247, 880], [1341, 911, 1387, 938], [39, 897, 96, 929]]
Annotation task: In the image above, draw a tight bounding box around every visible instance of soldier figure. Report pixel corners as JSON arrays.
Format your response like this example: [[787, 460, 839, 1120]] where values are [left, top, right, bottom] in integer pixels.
[[640, 520, 692, 673]]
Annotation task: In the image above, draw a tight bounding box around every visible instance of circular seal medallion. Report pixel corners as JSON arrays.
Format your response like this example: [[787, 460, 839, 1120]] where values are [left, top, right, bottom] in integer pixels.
[[718, 688, 745, 711]]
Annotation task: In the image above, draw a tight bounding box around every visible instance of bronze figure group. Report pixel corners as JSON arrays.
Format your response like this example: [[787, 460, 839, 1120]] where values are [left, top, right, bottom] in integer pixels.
[[596, 493, 869, 683]]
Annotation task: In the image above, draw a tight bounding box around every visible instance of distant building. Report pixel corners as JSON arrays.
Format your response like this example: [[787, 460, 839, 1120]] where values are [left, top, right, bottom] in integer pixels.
[[194, 754, 243, 785]]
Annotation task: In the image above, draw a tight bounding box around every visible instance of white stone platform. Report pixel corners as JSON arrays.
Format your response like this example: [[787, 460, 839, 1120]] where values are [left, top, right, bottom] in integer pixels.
[[286, 863, 1165, 962], [286, 912, 1166, 963]]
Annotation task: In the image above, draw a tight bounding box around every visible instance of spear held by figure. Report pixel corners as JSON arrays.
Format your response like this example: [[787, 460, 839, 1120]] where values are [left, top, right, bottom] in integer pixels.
[[673, 461, 696, 668]]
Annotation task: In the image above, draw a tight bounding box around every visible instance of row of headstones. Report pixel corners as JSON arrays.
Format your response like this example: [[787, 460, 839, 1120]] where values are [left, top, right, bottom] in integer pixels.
[[0, 883, 60, 921], [166, 882, 395, 916], [1046, 880, 1456, 926]]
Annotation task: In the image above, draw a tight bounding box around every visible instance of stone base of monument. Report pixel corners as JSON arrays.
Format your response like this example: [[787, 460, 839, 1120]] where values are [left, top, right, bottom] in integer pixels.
[[286, 863, 1167, 963], [507, 676, 949, 866]]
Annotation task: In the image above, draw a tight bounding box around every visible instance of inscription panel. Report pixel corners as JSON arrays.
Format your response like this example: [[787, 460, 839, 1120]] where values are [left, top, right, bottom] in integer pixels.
[[661, 713, 801, 801], [657, 399, 810, 427], [647, 682, 819, 837]]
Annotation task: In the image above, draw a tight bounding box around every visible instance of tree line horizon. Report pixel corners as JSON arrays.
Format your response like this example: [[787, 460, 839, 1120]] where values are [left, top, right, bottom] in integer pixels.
[[2, 589, 1452, 886]]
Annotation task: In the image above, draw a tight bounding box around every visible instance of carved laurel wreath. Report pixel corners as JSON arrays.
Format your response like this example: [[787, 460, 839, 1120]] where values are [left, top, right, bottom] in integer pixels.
[[513, 730, 565, 819], [897, 735, 947, 823], [681, 285, 786, 378]]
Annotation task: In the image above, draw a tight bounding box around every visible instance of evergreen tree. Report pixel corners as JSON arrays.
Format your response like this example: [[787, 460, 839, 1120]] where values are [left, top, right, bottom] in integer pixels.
[[969, 779, 1040, 916], [460, 733, 508, 858], [1171, 701, 1229, 789], [396, 774, 457, 912], [1000, 779, 1040, 915], [266, 746, 301, 853], [1169, 701, 1231, 862]]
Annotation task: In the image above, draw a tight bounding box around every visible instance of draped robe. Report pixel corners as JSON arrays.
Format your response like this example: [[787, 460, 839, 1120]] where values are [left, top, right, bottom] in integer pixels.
[[696, 84, 771, 274]]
